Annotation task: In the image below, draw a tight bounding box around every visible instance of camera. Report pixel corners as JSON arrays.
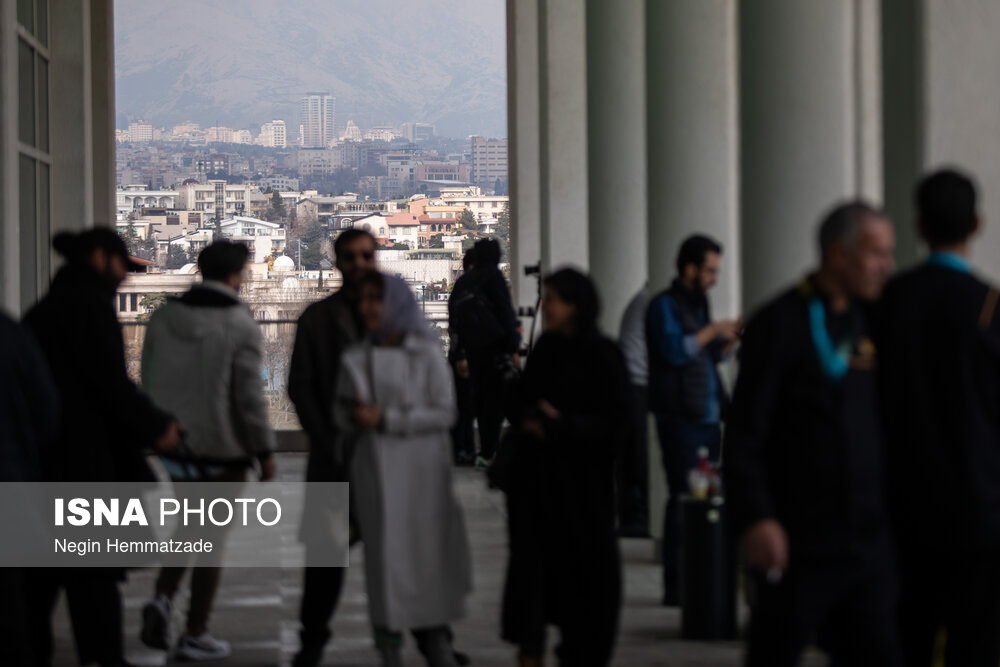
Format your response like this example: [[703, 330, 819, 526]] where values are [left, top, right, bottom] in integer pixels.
[[524, 262, 541, 276], [517, 305, 536, 318]]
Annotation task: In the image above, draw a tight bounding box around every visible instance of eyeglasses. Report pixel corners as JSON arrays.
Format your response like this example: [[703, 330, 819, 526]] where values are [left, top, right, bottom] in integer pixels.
[[340, 251, 374, 261]]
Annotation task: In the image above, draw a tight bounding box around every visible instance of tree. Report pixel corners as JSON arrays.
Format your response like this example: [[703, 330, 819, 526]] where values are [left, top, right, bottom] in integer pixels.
[[492, 202, 510, 258], [458, 209, 477, 231], [123, 221, 156, 261], [267, 190, 285, 223], [390, 242, 410, 250], [165, 244, 188, 270], [138, 293, 170, 321], [429, 234, 444, 249]]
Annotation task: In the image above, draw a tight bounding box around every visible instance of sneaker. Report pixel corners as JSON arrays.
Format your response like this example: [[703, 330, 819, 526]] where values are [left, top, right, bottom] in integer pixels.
[[139, 594, 171, 650], [175, 633, 232, 661], [475, 455, 493, 470]]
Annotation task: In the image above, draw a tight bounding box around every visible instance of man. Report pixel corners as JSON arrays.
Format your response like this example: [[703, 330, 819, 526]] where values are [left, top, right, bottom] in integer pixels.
[[24, 228, 181, 667], [448, 247, 479, 466], [617, 284, 650, 537], [645, 234, 740, 604], [287, 228, 374, 667], [0, 311, 59, 666], [878, 169, 1000, 666], [724, 202, 900, 666], [448, 238, 520, 468], [139, 240, 276, 661]]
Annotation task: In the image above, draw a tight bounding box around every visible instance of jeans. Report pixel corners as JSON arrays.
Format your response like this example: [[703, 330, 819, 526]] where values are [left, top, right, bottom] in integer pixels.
[[654, 413, 721, 601]]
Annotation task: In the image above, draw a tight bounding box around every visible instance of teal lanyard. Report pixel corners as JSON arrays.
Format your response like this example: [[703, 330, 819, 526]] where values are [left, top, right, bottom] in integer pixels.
[[807, 296, 854, 382], [926, 251, 972, 274]]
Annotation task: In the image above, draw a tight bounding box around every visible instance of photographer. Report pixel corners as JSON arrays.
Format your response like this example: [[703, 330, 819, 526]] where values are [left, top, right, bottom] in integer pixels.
[[448, 238, 520, 468]]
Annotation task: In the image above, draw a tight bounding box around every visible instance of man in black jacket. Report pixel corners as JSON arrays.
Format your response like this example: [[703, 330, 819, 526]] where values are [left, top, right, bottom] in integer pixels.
[[24, 228, 181, 667], [724, 202, 900, 666], [448, 238, 520, 468], [878, 169, 1000, 667], [287, 228, 372, 667]]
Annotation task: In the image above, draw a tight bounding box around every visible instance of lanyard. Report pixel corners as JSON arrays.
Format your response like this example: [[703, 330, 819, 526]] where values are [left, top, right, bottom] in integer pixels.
[[800, 279, 854, 382], [926, 251, 972, 274]]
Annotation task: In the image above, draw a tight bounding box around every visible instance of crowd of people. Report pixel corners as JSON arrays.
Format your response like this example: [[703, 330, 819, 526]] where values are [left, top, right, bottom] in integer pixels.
[[0, 167, 998, 667]]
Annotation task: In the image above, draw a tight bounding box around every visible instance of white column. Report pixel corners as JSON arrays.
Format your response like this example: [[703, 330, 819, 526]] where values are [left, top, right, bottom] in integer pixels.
[[740, 0, 883, 311], [90, 0, 116, 226], [538, 0, 589, 272], [646, 0, 740, 318], [586, 0, 647, 336], [507, 0, 543, 315]]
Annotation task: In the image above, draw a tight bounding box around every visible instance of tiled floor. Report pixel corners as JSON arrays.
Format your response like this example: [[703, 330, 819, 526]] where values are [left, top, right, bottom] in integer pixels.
[[50, 454, 824, 666]]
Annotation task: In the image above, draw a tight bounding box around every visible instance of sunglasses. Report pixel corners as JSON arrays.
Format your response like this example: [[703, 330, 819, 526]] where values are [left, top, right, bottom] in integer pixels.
[[341, 251, 374, 261]]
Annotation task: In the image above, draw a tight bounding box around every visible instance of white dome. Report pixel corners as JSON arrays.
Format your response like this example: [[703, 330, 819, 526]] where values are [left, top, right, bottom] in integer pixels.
[[281, 277, 300, 289], [179, 263, 199, 274], [272, 255, 295, 270]]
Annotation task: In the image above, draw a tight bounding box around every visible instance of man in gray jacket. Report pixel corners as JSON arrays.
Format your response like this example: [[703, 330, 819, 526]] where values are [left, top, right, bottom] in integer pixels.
[[139, 240, 276, 661]]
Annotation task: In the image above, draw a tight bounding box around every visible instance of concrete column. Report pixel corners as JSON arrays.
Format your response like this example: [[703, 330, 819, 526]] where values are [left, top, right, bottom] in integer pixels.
[[884, 0, 1000, 281], [740, 0, 883, 312], [586, 0, 647, 336], [645, 0, 740, 549], [90, 0, 116, 226], [538, 0, 589, 272], [507, 0, 543, 316]]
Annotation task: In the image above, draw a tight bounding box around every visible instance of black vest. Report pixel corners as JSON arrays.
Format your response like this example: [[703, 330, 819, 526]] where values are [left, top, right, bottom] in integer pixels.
[[647, 280, 724, 419]]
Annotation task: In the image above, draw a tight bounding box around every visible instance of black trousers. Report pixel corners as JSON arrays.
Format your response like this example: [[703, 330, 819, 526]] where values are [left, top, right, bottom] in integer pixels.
[[746, 550, 901, 667], [467, 347, 506, 460], [451, 367, 476, 461], [1, 569, 32, 666], [616, 383, 649, 533], [30, 568, 124, 666], [898, 548, 1000, 667], [298, 548, 347, 652]]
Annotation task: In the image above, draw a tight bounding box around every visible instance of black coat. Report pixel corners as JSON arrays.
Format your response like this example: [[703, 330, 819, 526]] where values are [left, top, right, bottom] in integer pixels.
[[447, 265, 520, 358], [0, 312, 59, 481], [877, 264, 1000, 553], [723, 281, 891, 563], [23, 265, 171, 482], [287, 290, 362, 484], [501, 331, 628, 662]]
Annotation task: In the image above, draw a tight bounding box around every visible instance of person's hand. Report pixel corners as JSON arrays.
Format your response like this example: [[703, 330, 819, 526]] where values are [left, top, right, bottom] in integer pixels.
[[455, 359, 470, 379], [512, 353, 522, 372], [259, 456, 276, 482], [714, 319, 742, 342], [744, 519, 789, 575], [538, 399, 560, 420], [352, 400, 382, 431], [154, 421, 182, 454]]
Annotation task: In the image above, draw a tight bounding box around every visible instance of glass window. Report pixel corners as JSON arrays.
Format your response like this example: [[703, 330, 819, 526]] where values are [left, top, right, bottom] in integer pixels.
[[130, 294, 138, 312], [119, 294, 127, 312], [17, 0, 34, 34], [38, 59, 48, 151], [19, 155, 37, 308], [18, 39, 35, 146]]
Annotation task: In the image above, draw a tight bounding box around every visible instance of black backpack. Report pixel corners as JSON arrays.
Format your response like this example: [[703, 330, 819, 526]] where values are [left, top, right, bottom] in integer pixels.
[[450, 284, 506, 351]]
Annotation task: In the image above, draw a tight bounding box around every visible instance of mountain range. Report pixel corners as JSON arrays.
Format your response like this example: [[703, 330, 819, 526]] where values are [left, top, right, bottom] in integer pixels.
[[114, 0, 508, 139]]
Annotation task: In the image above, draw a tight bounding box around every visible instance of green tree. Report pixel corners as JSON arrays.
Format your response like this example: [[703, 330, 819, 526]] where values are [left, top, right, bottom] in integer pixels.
[[458, 208, 477, 231], [429, 234, 444, 249], [138, 292, 170, 320], [492, 202, 510, 258], [267, 190, 285, 222], [165, 244, 188, 270]]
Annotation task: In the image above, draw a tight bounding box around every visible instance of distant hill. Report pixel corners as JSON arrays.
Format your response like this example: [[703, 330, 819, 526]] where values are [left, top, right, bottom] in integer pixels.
[[114, 0, 507, 139]]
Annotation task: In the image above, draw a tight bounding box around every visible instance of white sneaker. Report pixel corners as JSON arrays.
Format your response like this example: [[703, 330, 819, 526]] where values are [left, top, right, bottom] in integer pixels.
[[175, 632, 232, 661], [140, 594, 171, 650]]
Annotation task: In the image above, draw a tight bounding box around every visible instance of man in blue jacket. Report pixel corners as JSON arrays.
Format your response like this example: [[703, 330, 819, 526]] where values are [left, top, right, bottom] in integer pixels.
[[646, 235, 740, 605]]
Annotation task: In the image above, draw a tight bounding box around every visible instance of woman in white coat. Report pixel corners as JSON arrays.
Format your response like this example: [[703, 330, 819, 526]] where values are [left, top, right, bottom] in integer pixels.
[[334, 271, 472, 667]]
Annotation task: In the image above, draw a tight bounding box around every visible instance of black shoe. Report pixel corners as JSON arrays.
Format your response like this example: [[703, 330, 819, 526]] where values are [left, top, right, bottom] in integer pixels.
[[292, 645, 324, 667]]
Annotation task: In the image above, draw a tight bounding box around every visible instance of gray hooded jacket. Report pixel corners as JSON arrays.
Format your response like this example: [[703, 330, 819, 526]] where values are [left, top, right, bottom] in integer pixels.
[[141, 281, 275, 463]]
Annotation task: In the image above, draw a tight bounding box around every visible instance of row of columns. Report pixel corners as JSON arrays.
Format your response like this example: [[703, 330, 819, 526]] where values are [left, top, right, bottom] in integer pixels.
[[506, 0, 1000, 542]]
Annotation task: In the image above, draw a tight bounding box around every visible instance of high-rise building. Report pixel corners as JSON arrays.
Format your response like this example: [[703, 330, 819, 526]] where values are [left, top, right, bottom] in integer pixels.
[[127, 120, 153, 143], [299, 93, 335, 148], [469, 135, 508, 189], [401, 122, 435, 143], [341, 120, 362, 142], [258, 120, 287, 148]]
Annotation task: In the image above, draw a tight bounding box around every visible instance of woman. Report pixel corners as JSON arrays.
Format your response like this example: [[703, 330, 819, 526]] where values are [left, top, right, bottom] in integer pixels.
[[334, 271, 472, 667], [500, 268, 629, 666]]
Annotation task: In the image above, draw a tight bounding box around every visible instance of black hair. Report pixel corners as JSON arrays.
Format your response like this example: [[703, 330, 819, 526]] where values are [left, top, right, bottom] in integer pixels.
[[675, 234, 722, 276], [198, 241, 250, 282], [334, 228, 376, 259], [818, 200, 886, 258], [462, 247, 478, 271], [52, 228, 130, 265], [543, 267, 601, 335], [916, 169, 978, 245], [473, 238, 501, 267]]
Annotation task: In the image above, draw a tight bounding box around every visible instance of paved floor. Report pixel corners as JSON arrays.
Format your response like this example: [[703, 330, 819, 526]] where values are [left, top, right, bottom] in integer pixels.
[[50, 453, 824, 666]]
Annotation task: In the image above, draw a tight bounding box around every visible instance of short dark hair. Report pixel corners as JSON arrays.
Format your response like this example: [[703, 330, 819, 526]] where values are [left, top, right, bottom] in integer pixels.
[[334, 228, 376, 259], [543, 267, 600, 334], [198, 241, 249, 281], [462, 247, 478, 271], [676, 235, 722, 276], [53, 228, 130, 265], [473, 238, 501, 267], [818, 200, 885, 258], [916, 169, 978, 245]]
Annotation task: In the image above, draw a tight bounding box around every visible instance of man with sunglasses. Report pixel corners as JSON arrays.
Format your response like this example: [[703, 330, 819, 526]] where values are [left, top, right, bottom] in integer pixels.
[[288, 228, 375, 667]]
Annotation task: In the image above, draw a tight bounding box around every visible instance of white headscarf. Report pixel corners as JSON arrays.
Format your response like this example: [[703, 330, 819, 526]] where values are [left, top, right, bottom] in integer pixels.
[[379, 274, 438, 341]]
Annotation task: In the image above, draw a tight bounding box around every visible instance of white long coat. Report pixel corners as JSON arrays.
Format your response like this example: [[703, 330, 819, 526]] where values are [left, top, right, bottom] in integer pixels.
[[334, 335, 472, 631]]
